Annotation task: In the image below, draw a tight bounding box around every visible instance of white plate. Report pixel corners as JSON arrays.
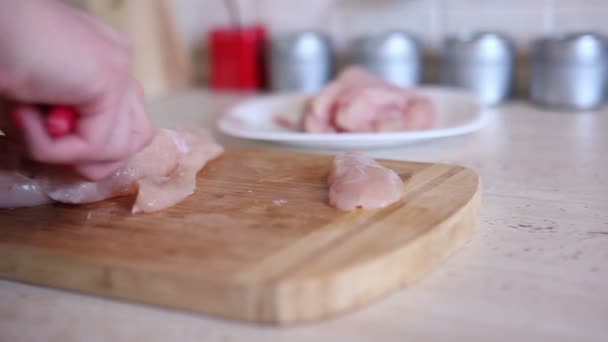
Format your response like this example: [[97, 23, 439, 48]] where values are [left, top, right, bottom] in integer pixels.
[[217, 86, 489, 149]]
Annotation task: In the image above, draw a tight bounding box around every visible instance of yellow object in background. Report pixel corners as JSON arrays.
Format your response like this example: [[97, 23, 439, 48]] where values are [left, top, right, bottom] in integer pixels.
[[84, 0, 192, 98]]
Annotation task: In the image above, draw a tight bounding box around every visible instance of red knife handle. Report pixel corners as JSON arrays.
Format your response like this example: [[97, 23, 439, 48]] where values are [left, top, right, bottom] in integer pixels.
[[9, 105, 77, 139], [46, 106, 77, 138]]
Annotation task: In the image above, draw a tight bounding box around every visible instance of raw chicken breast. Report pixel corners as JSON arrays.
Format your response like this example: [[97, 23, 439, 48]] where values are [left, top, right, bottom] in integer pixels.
[[302, 66, 436, 133], [130, 129, 223, 213], [0, 128, 223, 213], [0, 172, 52, 208], [328, 151, 404, 211], [0, 137, 52, 207]]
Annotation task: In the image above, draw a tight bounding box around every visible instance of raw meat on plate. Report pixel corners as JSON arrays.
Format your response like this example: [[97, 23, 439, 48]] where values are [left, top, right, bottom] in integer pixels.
[[301, 66, 436, 133]]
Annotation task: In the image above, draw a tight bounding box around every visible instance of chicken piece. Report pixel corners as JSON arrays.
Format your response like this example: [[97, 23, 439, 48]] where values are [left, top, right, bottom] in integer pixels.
[[0, 172, 52, 208], [131, 129, 223, 213], [0, 138, 51, 207], [302, 66, 436, 133], [0, 128, 223, 213], [328, 151, 404, 211], [36, 166, 137, 205]]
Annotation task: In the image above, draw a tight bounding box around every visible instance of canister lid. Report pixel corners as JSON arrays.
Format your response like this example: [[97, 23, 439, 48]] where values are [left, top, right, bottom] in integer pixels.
[[532, 32, 608, 65], [351, 31, 421, 64], [269, 31, 333, 64], [443, 31, 515, 64]]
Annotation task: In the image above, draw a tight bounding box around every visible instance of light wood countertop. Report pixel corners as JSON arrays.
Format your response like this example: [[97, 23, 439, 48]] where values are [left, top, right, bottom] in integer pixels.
[[1, 91, 607, 342]]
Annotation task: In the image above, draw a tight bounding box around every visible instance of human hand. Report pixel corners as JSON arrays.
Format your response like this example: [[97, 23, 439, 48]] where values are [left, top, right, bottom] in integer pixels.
[[0, 0, 154, 180]]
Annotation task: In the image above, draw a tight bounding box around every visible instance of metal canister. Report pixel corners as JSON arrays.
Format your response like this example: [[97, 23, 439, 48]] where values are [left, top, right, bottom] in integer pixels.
[[441, 32, 515, 106], [530, 32, 608, 111], [267, 31, 334, 93], [351, 31, 422, 87]]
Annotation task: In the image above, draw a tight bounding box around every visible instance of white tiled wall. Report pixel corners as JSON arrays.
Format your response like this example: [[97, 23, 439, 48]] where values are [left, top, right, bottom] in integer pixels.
[[440, 1, 548, 46], [166, 0, 608, 86], [172, 0, 608, 49], [69, 0, 607, 89]]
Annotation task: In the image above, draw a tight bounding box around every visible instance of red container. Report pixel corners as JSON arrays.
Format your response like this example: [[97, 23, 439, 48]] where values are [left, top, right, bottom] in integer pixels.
[[209, 24, 267, 91]]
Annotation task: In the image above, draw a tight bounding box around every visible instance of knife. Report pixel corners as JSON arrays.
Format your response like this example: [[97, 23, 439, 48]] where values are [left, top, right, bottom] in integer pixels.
[[10, 105, 77, 138]]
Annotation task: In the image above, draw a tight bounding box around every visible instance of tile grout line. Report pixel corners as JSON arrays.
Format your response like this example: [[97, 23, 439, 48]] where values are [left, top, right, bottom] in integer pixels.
[[543, 0, 556, 35], [429, 0, 443, 47]]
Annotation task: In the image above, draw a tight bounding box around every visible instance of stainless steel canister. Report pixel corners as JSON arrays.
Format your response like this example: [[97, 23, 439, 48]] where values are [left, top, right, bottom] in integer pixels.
[[268, 31, 334, 93], [530, 32, 608, 110], [351, 31, 422, 87], [441, 32, 515, 105]]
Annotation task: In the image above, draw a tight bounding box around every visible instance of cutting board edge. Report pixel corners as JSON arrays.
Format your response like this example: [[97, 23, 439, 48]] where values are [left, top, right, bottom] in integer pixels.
[[241, 181, 481, 324], [224, 148, 453, 167]]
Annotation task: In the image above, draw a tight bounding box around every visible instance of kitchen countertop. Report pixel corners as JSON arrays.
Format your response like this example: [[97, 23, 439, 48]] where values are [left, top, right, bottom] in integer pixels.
[[1, 90, 607, 342]]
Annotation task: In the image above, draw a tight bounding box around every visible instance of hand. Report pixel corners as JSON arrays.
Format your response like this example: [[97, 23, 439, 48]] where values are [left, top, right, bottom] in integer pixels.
[[0, 0, 154, 180]]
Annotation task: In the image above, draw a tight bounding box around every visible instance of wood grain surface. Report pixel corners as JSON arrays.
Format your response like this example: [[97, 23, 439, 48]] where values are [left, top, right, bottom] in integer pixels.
[[0, 149, 480, 324]]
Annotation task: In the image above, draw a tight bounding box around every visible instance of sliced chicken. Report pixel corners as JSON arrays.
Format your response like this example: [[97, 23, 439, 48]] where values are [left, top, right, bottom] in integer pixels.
[[0, 172, 52, 208], [302, 66, 436, 133], [328, 151, 404, 211], [130, 129, 223, 213], [0, 128, 223, 213], [0, 137, 51, 207]]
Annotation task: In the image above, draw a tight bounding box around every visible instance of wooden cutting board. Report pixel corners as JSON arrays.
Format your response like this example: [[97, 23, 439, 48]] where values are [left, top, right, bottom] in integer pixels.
[[0, 149, 480, 325]]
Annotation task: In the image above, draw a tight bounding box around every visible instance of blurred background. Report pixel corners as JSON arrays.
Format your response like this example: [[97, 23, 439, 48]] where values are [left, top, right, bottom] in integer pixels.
[[64, 0, 608, 110]]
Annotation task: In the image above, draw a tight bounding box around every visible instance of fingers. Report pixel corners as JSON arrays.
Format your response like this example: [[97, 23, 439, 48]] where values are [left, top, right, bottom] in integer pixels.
[[76, 81, 153, 180], [17, 105, 91, 162], [77, 80, 144, 161], [77, 86, 126, 160], [19, 80, 153, 178], [17, 102, 118, 164], [15, 88, 154, 181], [128, 81, 155, 154], [75, 159, 128, 181]]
